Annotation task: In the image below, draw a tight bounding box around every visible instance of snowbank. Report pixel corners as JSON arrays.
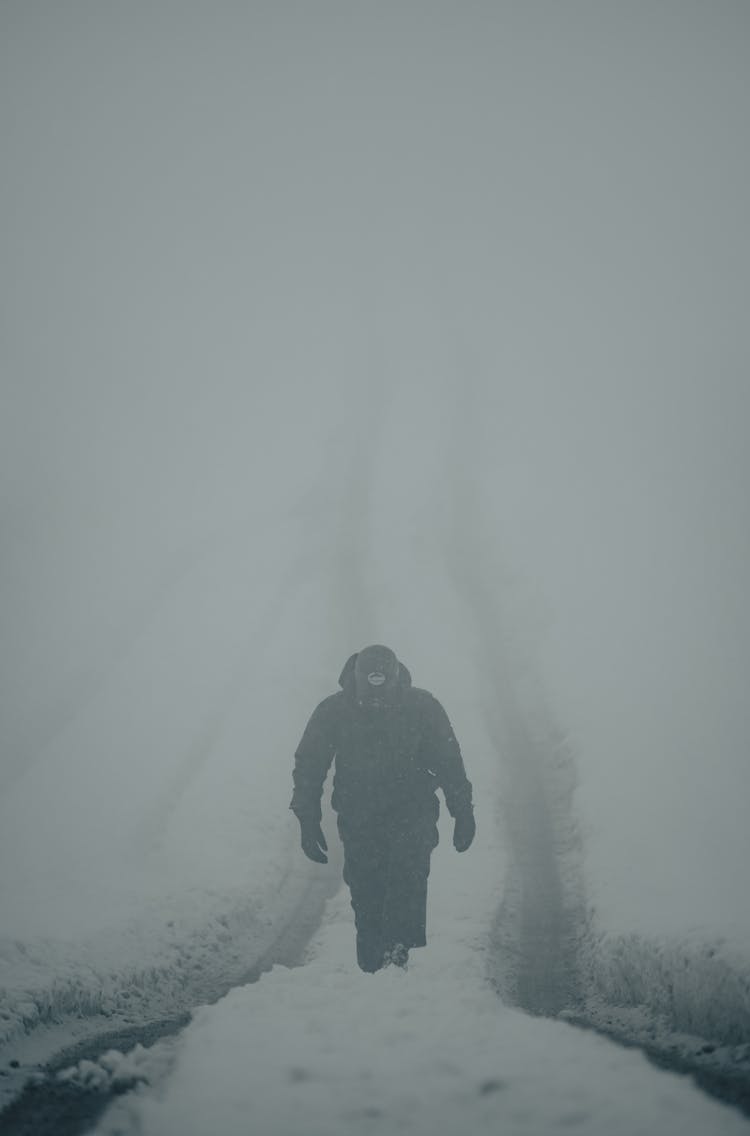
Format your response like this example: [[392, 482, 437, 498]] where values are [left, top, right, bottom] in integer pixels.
[[0, 848, 325, 1053], [581, 930, 750, 1046]]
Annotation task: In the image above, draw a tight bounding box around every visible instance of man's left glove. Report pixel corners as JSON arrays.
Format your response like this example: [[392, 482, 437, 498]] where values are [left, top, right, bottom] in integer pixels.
[[453, 809, 476, 853], [298, 817, 329, 864]]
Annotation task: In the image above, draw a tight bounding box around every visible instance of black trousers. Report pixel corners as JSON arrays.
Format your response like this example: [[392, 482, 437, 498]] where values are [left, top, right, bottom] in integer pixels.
[[337, 807, 440, 972]]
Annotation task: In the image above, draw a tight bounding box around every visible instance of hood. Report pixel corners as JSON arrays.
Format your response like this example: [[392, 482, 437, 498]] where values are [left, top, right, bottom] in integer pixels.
[[338, 648, 412, 697]]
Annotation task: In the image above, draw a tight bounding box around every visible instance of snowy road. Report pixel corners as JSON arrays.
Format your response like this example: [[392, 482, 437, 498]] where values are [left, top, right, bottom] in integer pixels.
[[95, 824, 749, 1136]]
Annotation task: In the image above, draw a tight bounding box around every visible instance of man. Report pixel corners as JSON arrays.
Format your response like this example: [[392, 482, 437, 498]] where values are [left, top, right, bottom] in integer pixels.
[[290, 644, 475, 972]]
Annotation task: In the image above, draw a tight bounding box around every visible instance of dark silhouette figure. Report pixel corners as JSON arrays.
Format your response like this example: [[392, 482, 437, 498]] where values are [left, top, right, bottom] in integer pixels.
[[290, 645, 475, 972]]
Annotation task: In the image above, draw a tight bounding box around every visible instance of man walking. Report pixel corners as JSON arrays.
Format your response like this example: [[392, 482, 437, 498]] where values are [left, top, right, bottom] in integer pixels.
[[290, 645, 475, 972]]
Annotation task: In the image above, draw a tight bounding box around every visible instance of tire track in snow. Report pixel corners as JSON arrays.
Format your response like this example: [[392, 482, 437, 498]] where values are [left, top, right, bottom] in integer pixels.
[[116, 384, 389, 1025], [437, 387, 584, 1016], [130, 378, 389, 942], [432, 385, 750, 1119]]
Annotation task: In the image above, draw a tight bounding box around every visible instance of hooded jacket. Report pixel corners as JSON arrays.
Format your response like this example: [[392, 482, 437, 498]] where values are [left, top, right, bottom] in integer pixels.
[[290, 653, 473, 825]]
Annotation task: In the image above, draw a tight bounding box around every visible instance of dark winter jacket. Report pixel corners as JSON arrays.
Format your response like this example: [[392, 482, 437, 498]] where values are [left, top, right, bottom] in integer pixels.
[[290, 653, 473, 826]]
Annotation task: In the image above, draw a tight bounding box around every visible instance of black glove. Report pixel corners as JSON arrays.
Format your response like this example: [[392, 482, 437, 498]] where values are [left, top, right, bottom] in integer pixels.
[[453, 809, 476, 853], [298, 817, 328, 864]]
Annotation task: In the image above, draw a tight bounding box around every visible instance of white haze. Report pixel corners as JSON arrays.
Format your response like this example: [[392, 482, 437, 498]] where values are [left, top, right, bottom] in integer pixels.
[[1, 0, 749, 952]]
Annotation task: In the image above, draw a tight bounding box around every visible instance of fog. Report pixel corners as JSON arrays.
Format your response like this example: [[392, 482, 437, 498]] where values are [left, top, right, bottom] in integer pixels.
[[2, 0, 749, 979]]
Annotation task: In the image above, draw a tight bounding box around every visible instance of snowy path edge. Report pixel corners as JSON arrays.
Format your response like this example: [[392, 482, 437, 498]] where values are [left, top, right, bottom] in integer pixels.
[[0, 852, 341, 1120]]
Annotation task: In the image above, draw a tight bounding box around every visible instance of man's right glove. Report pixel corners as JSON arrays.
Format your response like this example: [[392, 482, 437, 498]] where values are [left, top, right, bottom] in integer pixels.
[[453, 808, 476, 853], [298, 817, 329, 864]]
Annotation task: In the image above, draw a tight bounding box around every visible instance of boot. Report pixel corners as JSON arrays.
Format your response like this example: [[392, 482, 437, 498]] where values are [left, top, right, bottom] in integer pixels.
[[383, 942, 409, 969]]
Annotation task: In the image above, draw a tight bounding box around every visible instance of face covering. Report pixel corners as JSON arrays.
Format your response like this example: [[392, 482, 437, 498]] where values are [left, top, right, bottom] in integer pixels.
[[353, 645, 400, 707]]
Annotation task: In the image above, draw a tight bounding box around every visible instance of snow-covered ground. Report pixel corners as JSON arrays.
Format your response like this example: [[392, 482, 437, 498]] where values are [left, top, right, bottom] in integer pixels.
[[94, 822, 749, 1136]]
